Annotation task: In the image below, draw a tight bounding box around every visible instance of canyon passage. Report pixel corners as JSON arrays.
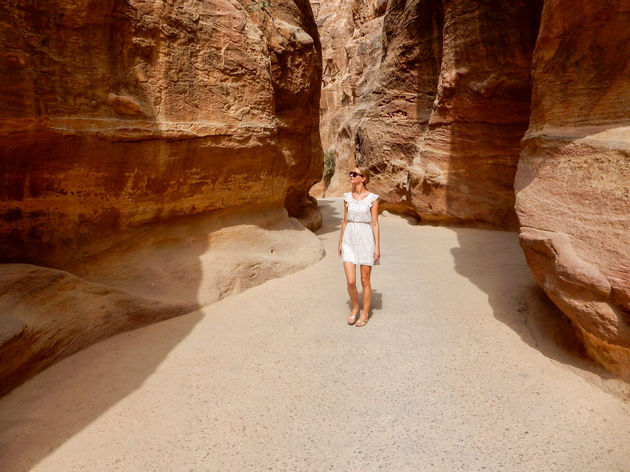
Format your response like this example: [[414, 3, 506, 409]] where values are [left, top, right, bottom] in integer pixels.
[[1, 199, 629, 471], [1, 0, 630, 470]]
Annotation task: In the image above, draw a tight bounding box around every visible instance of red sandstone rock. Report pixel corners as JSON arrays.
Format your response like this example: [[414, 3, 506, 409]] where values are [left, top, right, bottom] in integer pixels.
[[0, 263, 194, 397], [309, 0, 386, 197], [0, 205, 324, 396], [312, 0, 541, 228], [0, 0, 324, 394], [0, 0, 322, 262], [311, 0, 630, 378], [515, 0, 630, 377]]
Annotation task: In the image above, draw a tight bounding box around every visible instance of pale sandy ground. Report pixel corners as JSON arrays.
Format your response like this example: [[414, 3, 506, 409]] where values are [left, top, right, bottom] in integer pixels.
[[1, 198, 629, 472]]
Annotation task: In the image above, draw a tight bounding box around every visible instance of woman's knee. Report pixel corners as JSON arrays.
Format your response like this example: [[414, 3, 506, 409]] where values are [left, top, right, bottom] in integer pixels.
[[347, 280, 357, 290], [360, 275, 371, 287]]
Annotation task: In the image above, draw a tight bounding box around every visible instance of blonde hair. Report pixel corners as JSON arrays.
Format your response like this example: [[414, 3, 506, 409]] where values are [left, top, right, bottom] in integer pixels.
[[357, 166, 370, 187]]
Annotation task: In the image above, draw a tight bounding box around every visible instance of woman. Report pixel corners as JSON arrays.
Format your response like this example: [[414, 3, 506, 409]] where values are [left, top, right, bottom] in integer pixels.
[[338, 166, 380, 327]]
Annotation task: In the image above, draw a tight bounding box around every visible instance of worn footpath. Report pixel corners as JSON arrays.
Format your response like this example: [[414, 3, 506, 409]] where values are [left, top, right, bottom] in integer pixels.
[[1, 198, 629, 472]]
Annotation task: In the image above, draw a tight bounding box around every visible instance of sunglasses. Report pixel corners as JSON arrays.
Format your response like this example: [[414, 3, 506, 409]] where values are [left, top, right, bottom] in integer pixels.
[[349, 171, 364, 178]]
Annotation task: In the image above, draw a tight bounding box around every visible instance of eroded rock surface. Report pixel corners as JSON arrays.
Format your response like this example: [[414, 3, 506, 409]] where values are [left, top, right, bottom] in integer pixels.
[[0, 0, 323, 394], [0, 0, 322, 260], [313, 0, 630, 378], [515, 0, 630, 377], [311, 0, 541, 228], [309, 0, 386, 196], [0, 206, 324, 396]]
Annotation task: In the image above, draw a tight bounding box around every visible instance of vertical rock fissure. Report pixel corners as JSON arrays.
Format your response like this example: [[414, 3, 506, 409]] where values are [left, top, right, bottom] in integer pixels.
[[311, 0, 543, 228]]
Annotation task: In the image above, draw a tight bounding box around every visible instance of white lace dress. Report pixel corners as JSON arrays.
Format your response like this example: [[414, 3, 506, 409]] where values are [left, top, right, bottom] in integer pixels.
[[341, 192, 379, 266]]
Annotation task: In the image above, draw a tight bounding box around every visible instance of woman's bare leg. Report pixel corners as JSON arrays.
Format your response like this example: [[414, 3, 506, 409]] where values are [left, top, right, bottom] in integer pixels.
[[358, 264, 372, 325], [343, 262, 360, 322]]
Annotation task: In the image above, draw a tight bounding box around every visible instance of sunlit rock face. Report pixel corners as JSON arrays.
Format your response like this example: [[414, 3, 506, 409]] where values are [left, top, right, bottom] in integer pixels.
[[515, 0, 630, 377], [309, 0, 387, 197], [0, 0, 324, 395], [0, 0, 323, 263], [311, 0, 541, 228], [312, 0, 630, 378]]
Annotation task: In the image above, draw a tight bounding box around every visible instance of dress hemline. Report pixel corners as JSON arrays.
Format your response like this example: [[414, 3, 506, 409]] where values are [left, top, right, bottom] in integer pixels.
[[341, 258, 374, 267]]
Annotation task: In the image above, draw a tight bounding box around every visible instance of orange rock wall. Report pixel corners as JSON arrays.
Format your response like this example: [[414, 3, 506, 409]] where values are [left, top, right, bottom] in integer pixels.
[[0, 0, 325, 395], [310, 0, 386, 196], [515, 0, 630, 377], [410, 0, 541, 226], [313, 0, 541, 228], [0, 0, 322, 263], [314, 0, 630, 376]]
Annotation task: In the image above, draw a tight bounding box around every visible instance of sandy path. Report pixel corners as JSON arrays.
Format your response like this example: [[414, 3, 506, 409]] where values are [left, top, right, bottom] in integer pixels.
[[1, 198, 629, 472]]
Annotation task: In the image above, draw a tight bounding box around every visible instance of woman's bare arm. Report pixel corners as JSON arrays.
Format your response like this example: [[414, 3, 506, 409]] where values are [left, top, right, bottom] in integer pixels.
[[338, 201, 348, 256], [371, 199, 380, 261]]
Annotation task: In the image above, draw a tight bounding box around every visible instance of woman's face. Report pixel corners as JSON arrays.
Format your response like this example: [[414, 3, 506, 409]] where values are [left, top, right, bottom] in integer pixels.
[[349, 167, 364, 184]]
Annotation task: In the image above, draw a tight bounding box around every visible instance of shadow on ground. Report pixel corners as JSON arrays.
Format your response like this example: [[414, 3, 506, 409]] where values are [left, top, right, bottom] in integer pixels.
[[0, 204, 325, 471], [450, 227, 622, 383], [346, 291, 383, 320], [0, 310, 204, 471]]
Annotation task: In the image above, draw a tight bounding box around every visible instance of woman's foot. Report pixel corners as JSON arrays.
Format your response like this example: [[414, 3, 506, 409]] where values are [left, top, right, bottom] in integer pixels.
[[347, 306, 359, 325], [356, 312, 369, 327]]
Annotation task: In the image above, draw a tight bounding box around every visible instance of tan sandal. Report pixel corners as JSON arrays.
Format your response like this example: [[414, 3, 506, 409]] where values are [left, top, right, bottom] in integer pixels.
[[356, 314, 369, 327], [347, 307, 359, 325]]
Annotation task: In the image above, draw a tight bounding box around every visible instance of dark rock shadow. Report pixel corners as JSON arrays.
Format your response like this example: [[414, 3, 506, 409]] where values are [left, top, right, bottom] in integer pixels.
[[450, 227, 620, 382], [0, 2, 326, 470], [0, 310, 204, 471], [441, 0, 543, 229]]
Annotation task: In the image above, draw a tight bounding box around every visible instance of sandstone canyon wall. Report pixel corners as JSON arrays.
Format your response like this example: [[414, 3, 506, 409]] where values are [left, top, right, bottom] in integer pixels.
[[312, 0, 542, 228], [515, 0, 630, 377], [0, 0, 323, 395], [313, 0, 630, 378], [309, 0, 387, 196]]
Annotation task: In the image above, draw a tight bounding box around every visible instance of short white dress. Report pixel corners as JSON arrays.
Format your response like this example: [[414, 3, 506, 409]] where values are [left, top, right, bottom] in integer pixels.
[[341, 191, 379, 266]]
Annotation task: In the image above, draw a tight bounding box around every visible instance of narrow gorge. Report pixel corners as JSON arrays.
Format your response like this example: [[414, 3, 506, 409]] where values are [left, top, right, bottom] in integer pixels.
[[1, 1, 630, 470], [310, 0, 630, 378], [1, 0, 629, 398]]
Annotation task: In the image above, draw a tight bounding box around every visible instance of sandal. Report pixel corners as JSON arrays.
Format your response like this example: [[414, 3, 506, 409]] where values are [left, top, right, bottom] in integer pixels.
[[356, 314, 369, 327], [347, 307, 359, 325]]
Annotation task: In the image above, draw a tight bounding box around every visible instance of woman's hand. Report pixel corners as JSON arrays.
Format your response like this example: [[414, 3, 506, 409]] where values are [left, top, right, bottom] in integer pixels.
[[338, 241, 343, 257], [373, 248, 380, 262]]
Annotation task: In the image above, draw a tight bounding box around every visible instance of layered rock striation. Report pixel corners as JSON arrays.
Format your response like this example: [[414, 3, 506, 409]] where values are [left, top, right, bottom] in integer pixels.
[[309, 0, 387, 196], [1, 0, 323, 261], [515, 0, 630, 377], [312, 0, 541, 228], [313, 0, 630, 377], [0, 0, 323, 394]]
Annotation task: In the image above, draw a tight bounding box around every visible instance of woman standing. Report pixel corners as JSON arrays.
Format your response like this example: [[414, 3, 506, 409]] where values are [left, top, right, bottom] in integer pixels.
[[338, 166, 380, 326]]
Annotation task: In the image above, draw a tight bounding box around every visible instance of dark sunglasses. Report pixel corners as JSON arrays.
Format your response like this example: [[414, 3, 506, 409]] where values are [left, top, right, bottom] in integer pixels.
[[349, 171, 364, 178]]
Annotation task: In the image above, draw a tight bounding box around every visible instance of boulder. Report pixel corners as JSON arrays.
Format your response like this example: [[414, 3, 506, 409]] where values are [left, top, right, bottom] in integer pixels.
[[515, 0, 630, 377]]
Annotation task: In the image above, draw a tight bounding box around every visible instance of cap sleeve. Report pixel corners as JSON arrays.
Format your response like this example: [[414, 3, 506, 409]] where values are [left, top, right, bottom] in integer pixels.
[[343, 192, 351, 204], [369, 193, 380, 207]]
